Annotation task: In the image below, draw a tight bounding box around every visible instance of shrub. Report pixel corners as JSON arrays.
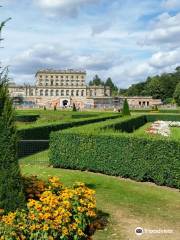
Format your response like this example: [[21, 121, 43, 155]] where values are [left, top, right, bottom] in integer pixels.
[[0, 176, 96, 240], [0, 76, 25, 213], [49, 115, 180, 188], [122, 99, 131, 116], [15, 114, 39, 122], [18, 114, 119, 140]]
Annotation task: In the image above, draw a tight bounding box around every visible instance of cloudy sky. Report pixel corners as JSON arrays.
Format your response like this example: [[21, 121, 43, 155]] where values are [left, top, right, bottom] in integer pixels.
[[1, 0, 180, 88]]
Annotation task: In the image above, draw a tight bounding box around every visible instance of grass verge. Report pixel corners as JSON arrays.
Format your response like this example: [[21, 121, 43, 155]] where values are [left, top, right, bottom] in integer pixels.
[[20, 151, 180, 240]]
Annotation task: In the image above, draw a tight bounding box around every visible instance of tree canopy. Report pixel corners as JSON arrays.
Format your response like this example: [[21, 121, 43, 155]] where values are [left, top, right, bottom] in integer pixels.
[[125, 67, 180, 102], [89, 75, 118, 95]]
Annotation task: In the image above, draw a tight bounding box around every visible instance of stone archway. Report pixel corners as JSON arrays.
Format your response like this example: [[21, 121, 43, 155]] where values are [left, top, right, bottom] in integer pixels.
[[63, 100, 68, 107]]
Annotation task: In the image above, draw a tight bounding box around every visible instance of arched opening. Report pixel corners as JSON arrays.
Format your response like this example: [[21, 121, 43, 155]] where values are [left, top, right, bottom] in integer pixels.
[[63, 100, 68, 107]]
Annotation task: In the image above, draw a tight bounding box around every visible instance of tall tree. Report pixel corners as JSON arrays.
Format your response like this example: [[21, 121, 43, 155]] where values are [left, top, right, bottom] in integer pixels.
[[0, 8, 25, 213], [105, 77, 118, 95], [173, 82, 180, 106], [89, 75, 103, 86]]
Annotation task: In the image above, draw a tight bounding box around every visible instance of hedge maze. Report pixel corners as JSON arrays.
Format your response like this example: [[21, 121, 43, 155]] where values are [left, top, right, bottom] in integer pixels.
[[49, 114, 180, 189]]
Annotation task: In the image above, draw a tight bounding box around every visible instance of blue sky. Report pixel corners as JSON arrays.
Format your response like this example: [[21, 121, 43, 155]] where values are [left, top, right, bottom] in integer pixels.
[[1, 0, 180, 88]]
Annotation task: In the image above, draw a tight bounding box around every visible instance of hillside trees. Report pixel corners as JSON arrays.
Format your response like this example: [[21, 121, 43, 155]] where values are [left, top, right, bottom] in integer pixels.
[[174, 82, 180, 106]]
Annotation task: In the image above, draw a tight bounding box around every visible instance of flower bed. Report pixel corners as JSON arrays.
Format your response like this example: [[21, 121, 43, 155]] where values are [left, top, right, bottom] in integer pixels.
[[0, 177, 96, 240], [146, 121, 180, 137]]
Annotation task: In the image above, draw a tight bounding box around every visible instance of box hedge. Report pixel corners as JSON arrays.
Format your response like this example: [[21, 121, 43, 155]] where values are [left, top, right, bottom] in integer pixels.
[[49, 115, 180, 189], [18, 114, 119, 140], [16, 114, 39, 122]]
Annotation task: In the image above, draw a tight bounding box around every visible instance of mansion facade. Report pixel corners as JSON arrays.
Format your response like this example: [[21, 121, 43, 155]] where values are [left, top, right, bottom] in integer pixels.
[[8, 69, 162, 109], [9, 69, 111, 108]]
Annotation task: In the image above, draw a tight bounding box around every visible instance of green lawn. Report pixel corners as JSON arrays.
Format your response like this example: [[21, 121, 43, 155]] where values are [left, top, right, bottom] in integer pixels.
[[16, 109, 116, 129], [20, 151, 180, 240]]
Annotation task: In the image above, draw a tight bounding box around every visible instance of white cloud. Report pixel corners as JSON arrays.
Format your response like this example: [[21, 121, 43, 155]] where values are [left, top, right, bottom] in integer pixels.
[[149, 48, 180, 68], [36, 0, 101, 17], [141, 12, 180, 48], [162, 0, 180, 9]]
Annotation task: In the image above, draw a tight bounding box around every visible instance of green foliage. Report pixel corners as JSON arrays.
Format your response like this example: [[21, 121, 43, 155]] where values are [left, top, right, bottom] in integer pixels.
[[16, 114, 39, 122], [18, 114, 119, 140], [49, 115, 180, 189], [105, 78, 118, 95], [0, 74, 25, 213], [89, 75, 104, 86], [89, 75, 118, 95], [126, 67, 180, 101], [173, 82, 180, 106], [122, 99, 131, 116]]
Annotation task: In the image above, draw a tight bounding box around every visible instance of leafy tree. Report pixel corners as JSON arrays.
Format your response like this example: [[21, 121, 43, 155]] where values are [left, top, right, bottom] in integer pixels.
[[105, 77, 118, 95], [173, 82, 180, 106], [127, 82, 147, 96], [119, 88, 128, 96], [145, 76, 163, 99], [122, 98, 131, 116], [0, 70, 25, 213], [89, 75, 103, 86]]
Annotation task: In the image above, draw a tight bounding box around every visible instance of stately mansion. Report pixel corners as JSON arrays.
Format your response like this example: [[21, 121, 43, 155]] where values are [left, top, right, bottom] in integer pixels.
[[9, 69, 162, 109], [9, 69, 112, 108]]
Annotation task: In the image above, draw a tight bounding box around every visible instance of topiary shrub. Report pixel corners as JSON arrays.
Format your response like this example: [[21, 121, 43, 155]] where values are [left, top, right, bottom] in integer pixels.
[[122, 99, 131, 116], [0, 74, 25, 213]]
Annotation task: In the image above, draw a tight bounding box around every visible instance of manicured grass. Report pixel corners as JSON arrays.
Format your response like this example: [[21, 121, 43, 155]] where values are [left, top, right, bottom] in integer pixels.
[[16, 109, 117, 129], [20, 151, 180, 240]]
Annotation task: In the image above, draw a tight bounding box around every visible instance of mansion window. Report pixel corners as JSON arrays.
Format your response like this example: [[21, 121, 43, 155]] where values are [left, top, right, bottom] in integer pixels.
[[61, 90, 64, 96], [40, 90, 43, 96], [45, 90, 48, 96], [66, 90, 69, 96], [50, 90, 54, 96], [56, 90, 59, 96], [76, 90, 79, 96], [51, 80, 54, 86], [71, 90, 74, 96], [81, 90, 84, 97]]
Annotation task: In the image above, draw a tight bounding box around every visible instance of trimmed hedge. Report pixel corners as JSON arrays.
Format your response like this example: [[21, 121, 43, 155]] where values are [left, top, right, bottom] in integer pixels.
[[146, 114, 180, 122], [18, 140, 49, 158], [102, 115, 147, 133], [132, 109, 180, 114], [49, 115, 180, 188], [16, 114, 39, 122], [18, 114, 120, 140]]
